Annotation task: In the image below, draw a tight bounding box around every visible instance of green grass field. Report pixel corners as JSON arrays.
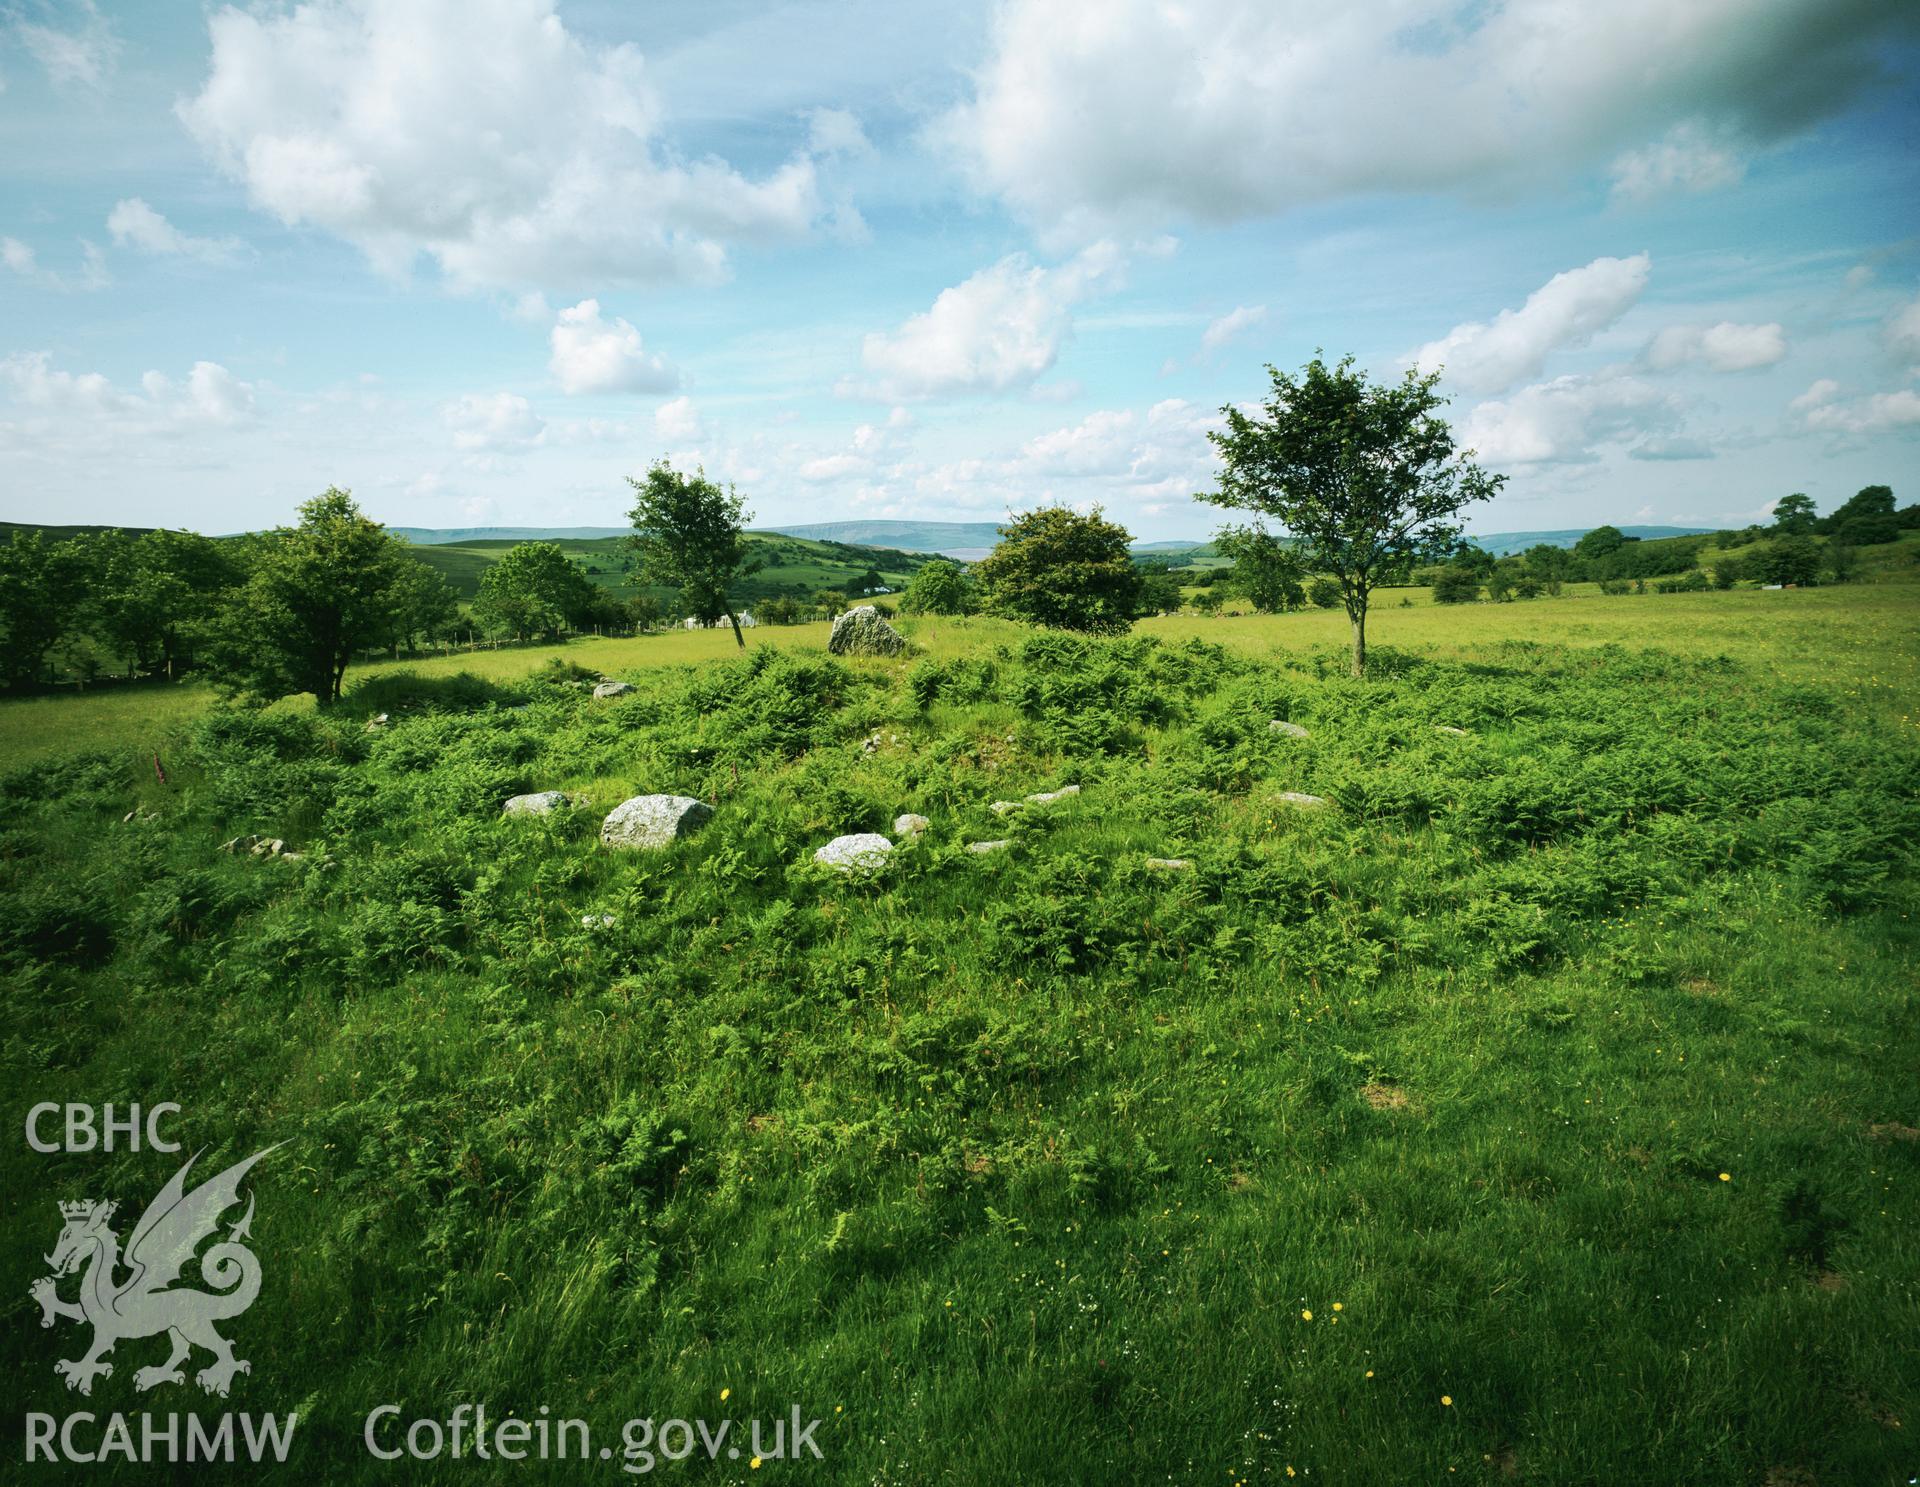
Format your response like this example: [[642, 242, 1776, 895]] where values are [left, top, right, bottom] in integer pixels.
[[2, 582, 1917, 1483]]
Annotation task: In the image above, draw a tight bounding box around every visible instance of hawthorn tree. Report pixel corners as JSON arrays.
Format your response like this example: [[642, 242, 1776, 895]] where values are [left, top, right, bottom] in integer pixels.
[[974, 505, 1142, 634], [1206, 355, 1502, 675], [626, 461, 759, 647], [898, 558, 975, 616], [474, 541, 595, 641], [204, 489, 419, 705], [1214, 524, 1306, 612]]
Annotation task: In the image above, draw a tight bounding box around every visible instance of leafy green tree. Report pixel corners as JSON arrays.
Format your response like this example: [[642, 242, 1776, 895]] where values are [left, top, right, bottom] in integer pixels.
[[1214, 524, 1306, 612], [1139, 572, 1185, 616], [1522, 543, 1572, 582], [1835, 514, 1899, 546], [1752, 536, 1822, 587], [1771, 492, 1818, 535], [974, 505, 1143, 634], [474, 541, 595, 641], [1428, 568, 1482, 603], [0, 530, 86, 690], [757, 595, 799, 625], [1189, 589, 1223, 615], [626, 461, 759, 648], [386, 560, 461, 653], [815, 589, 848, 618], [1575, 525, 1628, 560], [68, 527, 238, 678], [204, 489, 419, 705], [1710, 555, 1745, 589], [853, 567, 885, 596], [1816, 484, 1893, 535], [1305, 576, 1343, 609], [1205, 354, 1502, 675], [898, 559, 975, 616], [1822, 544, 1859, 584]]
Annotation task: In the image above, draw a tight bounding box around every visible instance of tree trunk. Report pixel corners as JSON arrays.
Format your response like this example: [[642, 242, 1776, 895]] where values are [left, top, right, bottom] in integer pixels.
[[1349, 608, 1367, 678], [726, 611, 745, 648]]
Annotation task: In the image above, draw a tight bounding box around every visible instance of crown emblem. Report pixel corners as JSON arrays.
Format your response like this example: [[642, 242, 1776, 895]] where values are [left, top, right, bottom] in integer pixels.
[[58, 1199, 110, 1221]]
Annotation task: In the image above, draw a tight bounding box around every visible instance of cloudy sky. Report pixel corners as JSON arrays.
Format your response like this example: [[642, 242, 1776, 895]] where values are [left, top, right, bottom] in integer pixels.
[[2, 0, 1916, 540]]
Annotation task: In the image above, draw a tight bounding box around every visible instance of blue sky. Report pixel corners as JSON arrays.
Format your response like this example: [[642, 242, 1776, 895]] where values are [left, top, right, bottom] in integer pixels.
[[1, 0, 1917, 541]]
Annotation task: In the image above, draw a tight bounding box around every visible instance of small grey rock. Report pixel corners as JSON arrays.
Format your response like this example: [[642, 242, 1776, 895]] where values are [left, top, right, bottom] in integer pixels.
[[249, 837, 287, 858], [894, 813, 930, 836], [503, 791, 569, 817], [1276, 791, 1327, 808], [1145, 857, 1194, 871], [1432, 724, 1470, 736], [219, 834, 258, 855], [827, 604, 907, 657], [581, 912, 617, 930], [365, 712, 390, 731], [593, 681, 635, 699], [1026, 785, 1081, 804], [1269, 720, 1310, 738], [814, 833, 893, 874], [601, 794, 712, 850], [989, 800, 1021, 816], [968, 839, 1011, 854]]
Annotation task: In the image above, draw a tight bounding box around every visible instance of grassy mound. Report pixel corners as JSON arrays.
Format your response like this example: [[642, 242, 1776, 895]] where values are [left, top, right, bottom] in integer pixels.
[[3, 635, 1916, 1483]]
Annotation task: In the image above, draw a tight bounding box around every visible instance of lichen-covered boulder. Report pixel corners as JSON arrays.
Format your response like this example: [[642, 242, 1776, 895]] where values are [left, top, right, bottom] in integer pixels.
[[1276, 791, 1327, 808], [601, 794, 712, 850], [1026, 785, 1081, 804], [593, 681, 635, 699], [827, 605, 907, 657], [968, 839, 1011, 854], [894, 813, 930, 837], [503, 791, 569, 817], [814, 833, 893, 874], [1269, 720, 1310, 739], [1145, 857, 1195, 871]]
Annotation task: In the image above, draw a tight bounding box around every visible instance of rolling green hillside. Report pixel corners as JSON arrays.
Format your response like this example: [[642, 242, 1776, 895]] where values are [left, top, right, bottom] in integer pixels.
[[405, 532, 935, 604]]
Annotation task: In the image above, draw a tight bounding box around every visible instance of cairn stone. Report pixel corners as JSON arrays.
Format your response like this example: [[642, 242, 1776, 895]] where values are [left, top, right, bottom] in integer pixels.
[[600, 794, 712, 850], [827, 605, 907, 657], [503, 791, 569, 817], [814, 833, 893, 873]]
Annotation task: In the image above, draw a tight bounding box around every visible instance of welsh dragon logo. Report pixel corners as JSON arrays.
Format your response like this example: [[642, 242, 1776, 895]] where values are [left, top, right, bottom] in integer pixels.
[[30, 1146, 279, 1398]]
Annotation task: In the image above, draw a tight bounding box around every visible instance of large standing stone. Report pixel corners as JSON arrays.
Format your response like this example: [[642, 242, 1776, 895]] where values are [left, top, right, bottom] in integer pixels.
[[601, 794, 712, 850], [814, 833, 893, 873], [827, 605, 907, 657], [503, 791, 569, 817]]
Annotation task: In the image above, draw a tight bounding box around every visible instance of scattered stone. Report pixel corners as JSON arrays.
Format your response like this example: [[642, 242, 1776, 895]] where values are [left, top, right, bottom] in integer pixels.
[[814, 833, 894, 873], [219, 835, 259, 855], [365, 713, 390, 731], [581, 913, 617, 930], [989, 800, 1021, 816], [1268, 720, 1310, 738], [893, 813, 930, 837], [1025, 785, 1081, 804], [502, 791, 569, 817], [248, 838, 287, 859], [968, 839, 1011, 854], [593, 681, 635, 699], [1276, 791, 1327, 808], [1432, 724, 1469, 736], [827, 604, 907, 657], [121, 809, 160, 824], [600, 794, 712, 850], [279, 852, 305, 863], [1145, 857, 1194, 871]]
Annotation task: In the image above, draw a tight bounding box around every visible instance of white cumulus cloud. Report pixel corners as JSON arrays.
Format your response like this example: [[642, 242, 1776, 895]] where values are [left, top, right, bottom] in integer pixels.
[[1644, 321, 1787, 372], [0, 352, 254, 432], [177, 0, 828, 291], [1609, 122, 1746, 203], [444, 391, 545, 451], [1200, 304, 1267, 356], [653, 395, 701, 441], [1792, 379, 1920, 435], [941, 0, 1909, 238], [853, 241, 1124, 400], [549, 300, 677, 396], [107, 198, 247, 265], [1460, 373, 1683, 465], [1413, 255, 1650, 394]]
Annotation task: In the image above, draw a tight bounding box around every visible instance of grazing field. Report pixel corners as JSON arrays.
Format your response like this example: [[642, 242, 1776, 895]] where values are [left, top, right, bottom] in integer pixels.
[[5, 582, 1916, 772], [2, 581, 1917, 1483]]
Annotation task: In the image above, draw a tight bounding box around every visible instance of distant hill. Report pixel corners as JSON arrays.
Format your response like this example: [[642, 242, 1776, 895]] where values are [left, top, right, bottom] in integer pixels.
[[764, 520, 1007, 557], [389, 526, 633, 545], [1468, 525, 1715, 557]]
